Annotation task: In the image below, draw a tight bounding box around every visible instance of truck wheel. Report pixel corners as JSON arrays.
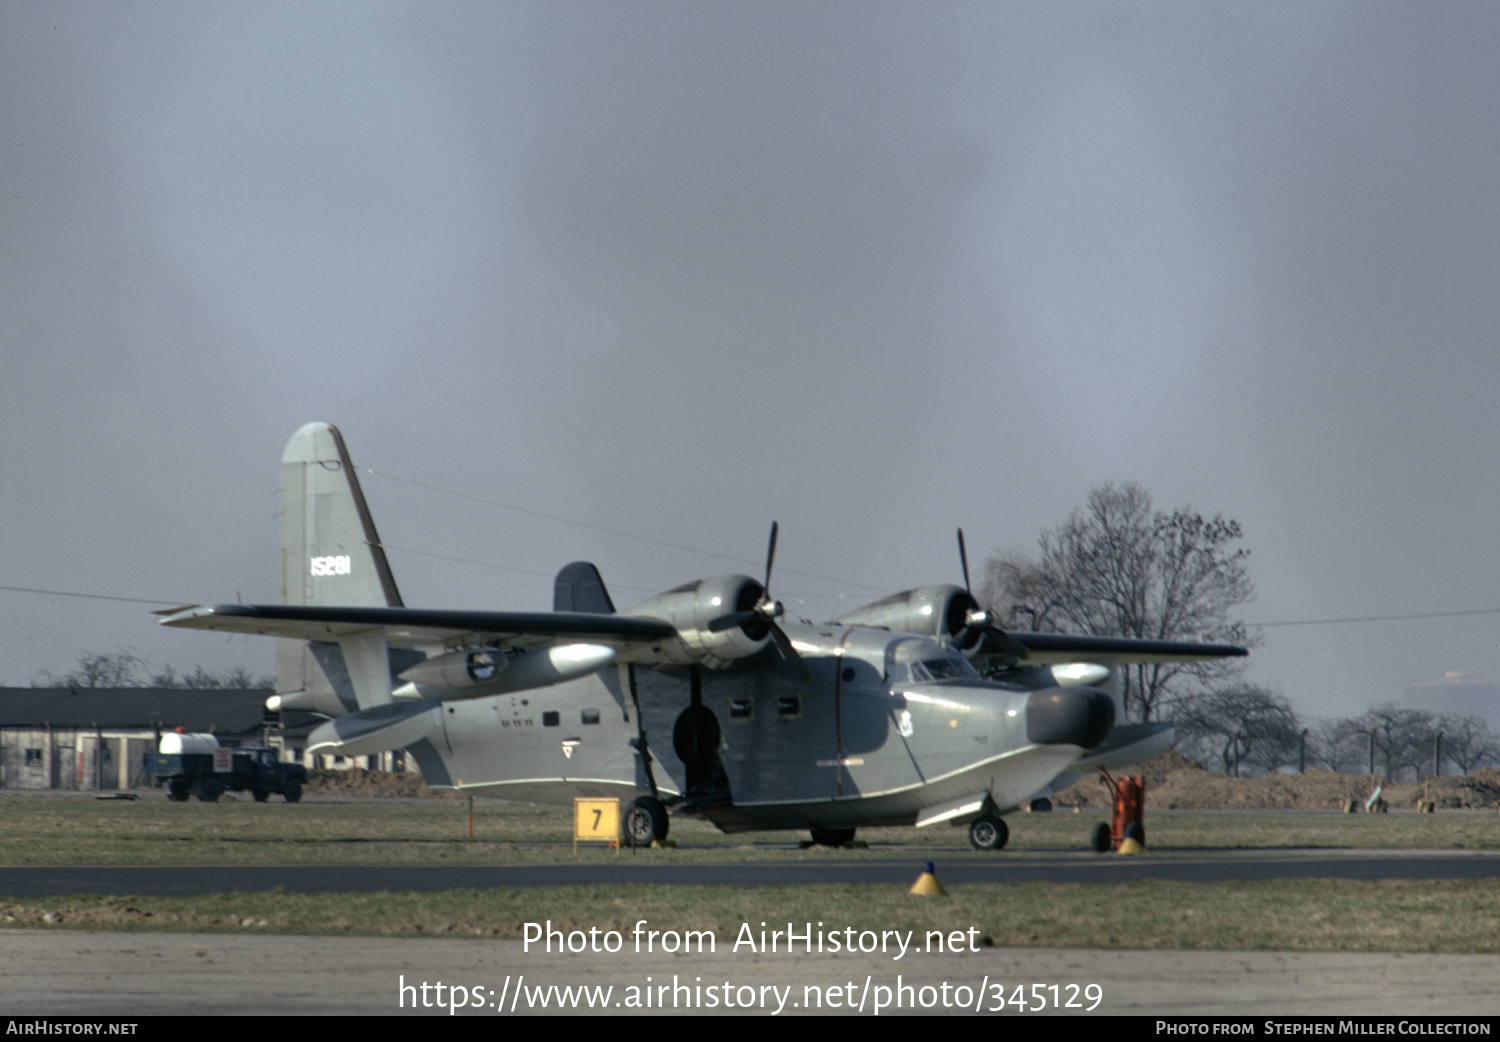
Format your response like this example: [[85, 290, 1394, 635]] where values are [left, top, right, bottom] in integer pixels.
[[625, 797, 668, 846], [252, 789, 270, 803], [168, 779, 190, 802], [282, 779, 302, 803], [197, 777, 221, 803], [1091, 821, 1112, 853]]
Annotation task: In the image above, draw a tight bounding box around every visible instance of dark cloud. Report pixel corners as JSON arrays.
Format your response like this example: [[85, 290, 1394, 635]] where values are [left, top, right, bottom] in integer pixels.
[[2, 4, 1497, 720]]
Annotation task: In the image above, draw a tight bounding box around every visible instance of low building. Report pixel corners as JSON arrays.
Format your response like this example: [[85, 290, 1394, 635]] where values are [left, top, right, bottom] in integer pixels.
[[0, 686, 400, 790]]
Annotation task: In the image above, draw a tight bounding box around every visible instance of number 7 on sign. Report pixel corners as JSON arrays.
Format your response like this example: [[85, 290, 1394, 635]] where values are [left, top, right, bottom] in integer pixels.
[[573, 798, 622, 855]]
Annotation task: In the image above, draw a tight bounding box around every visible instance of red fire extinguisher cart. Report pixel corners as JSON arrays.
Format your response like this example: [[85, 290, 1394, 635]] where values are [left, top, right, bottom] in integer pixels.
[[1093, 766, 1147, 852]]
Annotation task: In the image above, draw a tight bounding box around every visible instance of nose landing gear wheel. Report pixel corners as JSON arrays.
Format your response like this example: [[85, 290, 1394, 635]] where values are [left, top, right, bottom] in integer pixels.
[[968, 816, 1008, 851], [626, 796, 669, 847]]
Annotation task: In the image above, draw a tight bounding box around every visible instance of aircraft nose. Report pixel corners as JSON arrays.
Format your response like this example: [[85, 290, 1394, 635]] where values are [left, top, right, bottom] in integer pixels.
[[1025, 687, 1114, 750]]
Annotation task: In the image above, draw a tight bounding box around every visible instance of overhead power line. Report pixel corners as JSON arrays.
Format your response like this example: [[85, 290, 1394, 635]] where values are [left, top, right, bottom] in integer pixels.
[[0, 584, 187, 606], [363, 468, 887, 592], [1251, 607, 1500, 627]]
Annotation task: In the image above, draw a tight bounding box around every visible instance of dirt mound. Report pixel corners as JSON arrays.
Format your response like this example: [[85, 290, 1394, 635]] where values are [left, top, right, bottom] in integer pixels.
[[304, 768, 459, 799], [1052, 753, 1500, 811]]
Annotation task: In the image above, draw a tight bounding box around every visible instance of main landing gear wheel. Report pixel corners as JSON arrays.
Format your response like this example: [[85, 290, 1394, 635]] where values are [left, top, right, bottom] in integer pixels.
[[626, 797, 669, 847], [809, 827, 856, 848], [968, 816, 1009, 851], [1091, 821, 1112, 853]]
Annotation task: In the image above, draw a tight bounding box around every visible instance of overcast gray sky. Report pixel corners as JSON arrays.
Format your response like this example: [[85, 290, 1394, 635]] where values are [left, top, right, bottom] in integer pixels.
[[2, 2, 1497, 722]]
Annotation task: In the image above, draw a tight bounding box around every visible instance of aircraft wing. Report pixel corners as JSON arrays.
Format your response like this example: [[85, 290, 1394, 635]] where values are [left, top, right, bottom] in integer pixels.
[[979, 629, 1248, 666], [159, 604, 677, 652]]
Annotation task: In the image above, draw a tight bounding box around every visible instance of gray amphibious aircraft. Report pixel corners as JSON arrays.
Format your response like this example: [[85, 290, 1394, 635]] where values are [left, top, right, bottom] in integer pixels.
[[161, 423, 1246, 850]]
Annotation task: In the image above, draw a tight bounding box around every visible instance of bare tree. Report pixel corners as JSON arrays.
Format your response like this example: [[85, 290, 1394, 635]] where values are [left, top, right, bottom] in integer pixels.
[[1310, 716, 1373, 774], [1437, 714, 1500, 774], [147, 663, 181, 688], [1176, 684, 1302, 775], [32, 651, 269, 690], [1362, 703, 1438, 782], [32, 648, 147, 688], [982, 481, 1256, 721]]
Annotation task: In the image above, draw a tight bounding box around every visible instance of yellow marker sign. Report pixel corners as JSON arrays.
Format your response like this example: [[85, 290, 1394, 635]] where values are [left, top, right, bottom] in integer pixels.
[[573, 798, 621, 854]]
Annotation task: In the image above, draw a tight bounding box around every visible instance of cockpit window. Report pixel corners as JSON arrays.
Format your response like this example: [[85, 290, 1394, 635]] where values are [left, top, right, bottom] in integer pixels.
[[885, 638, 979, 684], [908, 655, 978, 682]]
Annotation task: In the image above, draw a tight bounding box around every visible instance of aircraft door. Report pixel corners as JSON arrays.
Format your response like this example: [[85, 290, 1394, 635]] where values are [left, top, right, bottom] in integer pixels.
[[672, 667, 731, 803]]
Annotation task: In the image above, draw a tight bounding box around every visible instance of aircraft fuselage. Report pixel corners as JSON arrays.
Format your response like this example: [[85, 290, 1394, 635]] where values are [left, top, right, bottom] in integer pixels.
[[418, 620, 1100, 833]]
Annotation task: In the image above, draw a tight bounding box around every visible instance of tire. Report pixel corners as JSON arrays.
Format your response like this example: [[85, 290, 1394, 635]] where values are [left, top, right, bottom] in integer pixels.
[[968, 816, 1009, 851], [196, 777, 221, 803], [1091, 821, 1112, 853], [282, 778, 303, 804], [625, 796, 668, 847], [808, 827, 855, 848], [167, 778, 190, 802], [252, 789, 270, 803], [1124, 821, 1145, 846]]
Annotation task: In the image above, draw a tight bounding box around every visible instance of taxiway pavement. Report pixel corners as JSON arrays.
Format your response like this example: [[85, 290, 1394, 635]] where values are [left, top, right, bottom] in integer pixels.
[[2, 850, 1499, 896]]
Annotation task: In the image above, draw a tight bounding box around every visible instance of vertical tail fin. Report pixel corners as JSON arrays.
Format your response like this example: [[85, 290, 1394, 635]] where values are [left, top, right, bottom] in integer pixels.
[[278, 422, 402, 609], [273, 423, 404, 713], [553, 561, 616, 613]]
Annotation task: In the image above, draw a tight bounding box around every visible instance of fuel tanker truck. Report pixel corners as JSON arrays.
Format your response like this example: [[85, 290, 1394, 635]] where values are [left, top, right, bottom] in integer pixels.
[[146, 728, 306, 803]]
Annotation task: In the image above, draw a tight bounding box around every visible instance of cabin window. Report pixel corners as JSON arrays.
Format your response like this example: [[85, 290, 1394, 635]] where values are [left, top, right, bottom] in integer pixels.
[[729, 699, 752, 719], [543, 711, 560, 727], [581, 709, 600, 725], [777, 696, 800, 718]]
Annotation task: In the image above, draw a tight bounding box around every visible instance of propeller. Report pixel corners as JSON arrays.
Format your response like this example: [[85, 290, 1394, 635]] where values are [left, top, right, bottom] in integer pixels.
[[954, 527, 1027, 661], [708, 522, 811, 684]]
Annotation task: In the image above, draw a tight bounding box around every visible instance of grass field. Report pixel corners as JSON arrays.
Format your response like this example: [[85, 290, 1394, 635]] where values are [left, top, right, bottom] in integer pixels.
[[2, 880, 1498, 953], [1, 795, 1496, 951], [0, 794, 1494, 866]]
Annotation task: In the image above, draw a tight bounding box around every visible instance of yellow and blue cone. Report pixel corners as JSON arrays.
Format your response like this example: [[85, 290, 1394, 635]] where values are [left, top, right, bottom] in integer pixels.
[[910, 860, 948, 896]]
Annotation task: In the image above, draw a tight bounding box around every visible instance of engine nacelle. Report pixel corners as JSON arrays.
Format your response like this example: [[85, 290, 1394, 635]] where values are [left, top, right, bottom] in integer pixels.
[[835, 584, 984, 653], [624, 574, 772, 669], [391, 643, 617, 701]]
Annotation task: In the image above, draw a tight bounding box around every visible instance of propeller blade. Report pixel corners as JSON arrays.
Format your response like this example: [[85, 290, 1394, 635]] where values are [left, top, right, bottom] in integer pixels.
[[769, 621, 812, 685], [764, 521, 779, 595], [980, 625, 1029, 662], [952, 526, 1025, 661]]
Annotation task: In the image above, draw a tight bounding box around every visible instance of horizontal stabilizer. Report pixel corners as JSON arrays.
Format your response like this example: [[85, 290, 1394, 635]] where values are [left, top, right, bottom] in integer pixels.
[[306, 700, 442, 759], [159, 603, 676, 646]]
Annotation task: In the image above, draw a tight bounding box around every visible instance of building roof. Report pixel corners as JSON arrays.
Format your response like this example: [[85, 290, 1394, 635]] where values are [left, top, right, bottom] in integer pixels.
[[0, 687, 318, 736]]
